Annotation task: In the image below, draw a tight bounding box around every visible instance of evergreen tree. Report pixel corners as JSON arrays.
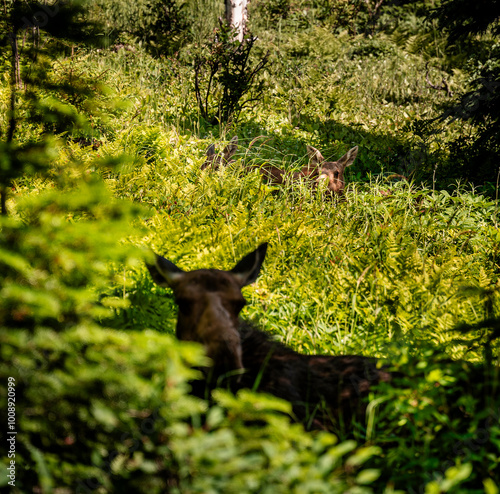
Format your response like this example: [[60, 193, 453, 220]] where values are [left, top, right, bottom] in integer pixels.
[[431, 0, 500, 185]]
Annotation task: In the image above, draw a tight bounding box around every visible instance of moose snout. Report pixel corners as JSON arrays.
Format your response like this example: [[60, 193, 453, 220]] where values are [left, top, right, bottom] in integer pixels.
[[316, 173, 345, 195], [197, 295, 231, 333], [329, 178, 345, 194], [196, 294, 244, 375]]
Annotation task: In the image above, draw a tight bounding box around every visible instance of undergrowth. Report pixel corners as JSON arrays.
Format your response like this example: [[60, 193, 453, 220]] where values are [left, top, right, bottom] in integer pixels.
[[1, 1, 499, 492]]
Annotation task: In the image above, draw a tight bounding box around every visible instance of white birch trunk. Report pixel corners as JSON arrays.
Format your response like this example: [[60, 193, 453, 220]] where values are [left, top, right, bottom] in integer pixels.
[[225, 0, 248, 43]]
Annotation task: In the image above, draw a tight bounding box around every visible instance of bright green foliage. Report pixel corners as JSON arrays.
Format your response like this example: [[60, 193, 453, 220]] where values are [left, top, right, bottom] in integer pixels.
[[0, 181, 147, 330], [1, 1, 500, 493], [104, 128, 499, 359], [171, 389, 379, 494], [0, 325, 205, 492]]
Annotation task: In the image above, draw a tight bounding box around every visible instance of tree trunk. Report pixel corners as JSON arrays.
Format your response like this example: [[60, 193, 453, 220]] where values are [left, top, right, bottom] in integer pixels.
[[225, 0, 248, 42]]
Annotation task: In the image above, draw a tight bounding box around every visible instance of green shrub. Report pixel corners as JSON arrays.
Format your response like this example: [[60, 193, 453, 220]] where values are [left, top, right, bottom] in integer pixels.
[[193, 22, 270, 125]]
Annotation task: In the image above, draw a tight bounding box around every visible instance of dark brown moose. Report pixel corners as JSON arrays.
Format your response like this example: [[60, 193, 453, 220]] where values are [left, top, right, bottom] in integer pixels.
[[147, 243, 392, 430], [202, 137, 358, 197]]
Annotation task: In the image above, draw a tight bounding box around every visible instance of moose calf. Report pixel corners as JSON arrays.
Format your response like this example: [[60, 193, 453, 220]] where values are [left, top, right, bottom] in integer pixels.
[[202, 137, 358, 198], [147, 243, 391, 430]]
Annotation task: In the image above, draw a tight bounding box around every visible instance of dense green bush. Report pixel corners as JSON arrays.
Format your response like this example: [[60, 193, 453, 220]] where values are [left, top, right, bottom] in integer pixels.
[[193, 22, 270, 125]]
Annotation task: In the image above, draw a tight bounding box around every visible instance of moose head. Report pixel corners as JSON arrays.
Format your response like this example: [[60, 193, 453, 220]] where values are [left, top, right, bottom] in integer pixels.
[[147, 244, 268, 377], [306, 145, 358, 196]]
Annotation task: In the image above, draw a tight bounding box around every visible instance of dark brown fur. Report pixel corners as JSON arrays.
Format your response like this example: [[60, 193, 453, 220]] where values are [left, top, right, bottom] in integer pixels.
[[147, 243, 391, 430]]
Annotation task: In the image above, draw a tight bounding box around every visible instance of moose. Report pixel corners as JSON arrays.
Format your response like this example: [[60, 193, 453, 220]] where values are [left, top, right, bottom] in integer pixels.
[[202, 137, 358, 198], [147, 243, 392, 430]]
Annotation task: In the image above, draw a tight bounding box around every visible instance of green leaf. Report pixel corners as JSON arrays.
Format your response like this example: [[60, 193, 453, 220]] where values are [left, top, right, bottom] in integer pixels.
[[356, 468, 381, 485]]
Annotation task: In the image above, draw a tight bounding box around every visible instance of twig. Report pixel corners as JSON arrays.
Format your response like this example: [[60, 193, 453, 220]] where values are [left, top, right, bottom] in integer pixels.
[[425, 62, 453, 97]]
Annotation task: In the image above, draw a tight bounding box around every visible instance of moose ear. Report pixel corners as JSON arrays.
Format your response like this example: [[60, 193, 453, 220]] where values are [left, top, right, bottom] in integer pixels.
[[306, 145, 324, 165], [202, 143, 217, 170], [338, 146, 358, 168], [206, 143, 216, 157], [147, 254, 185, 288], [223, 135, 238, 161], [230, 243, 268, 286]]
